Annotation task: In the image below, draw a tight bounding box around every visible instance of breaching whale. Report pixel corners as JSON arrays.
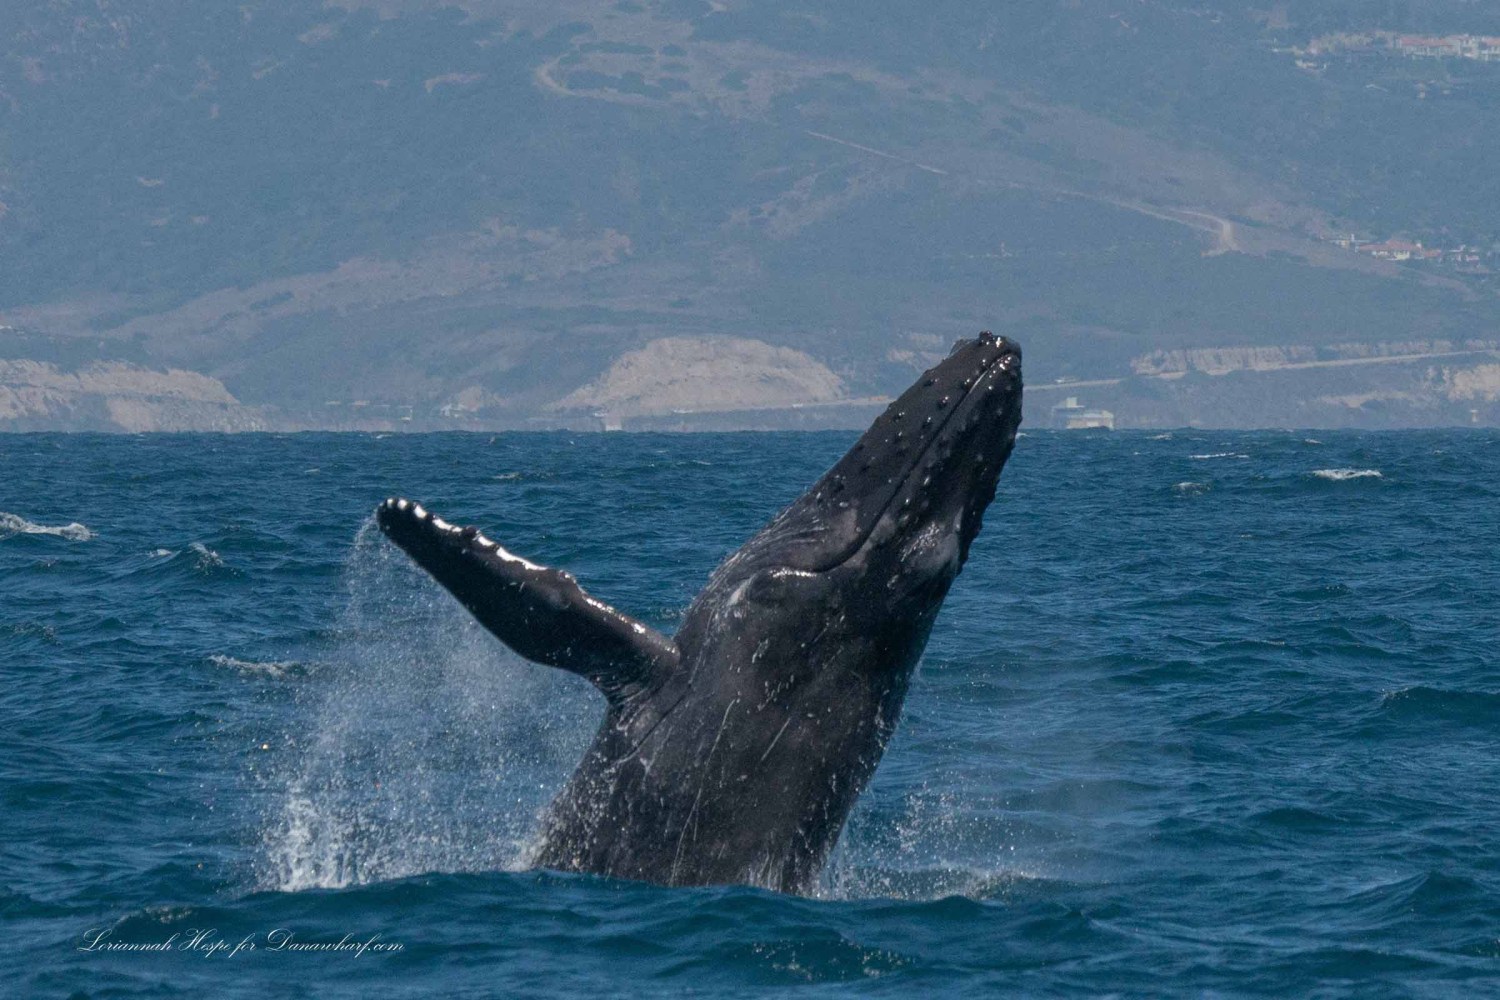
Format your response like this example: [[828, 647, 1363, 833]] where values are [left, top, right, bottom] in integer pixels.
[[375, 332, 1022, 893]]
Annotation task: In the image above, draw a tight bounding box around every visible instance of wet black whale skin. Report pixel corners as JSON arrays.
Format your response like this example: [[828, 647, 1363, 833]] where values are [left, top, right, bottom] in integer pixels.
[[376, 333, 1023, 893]]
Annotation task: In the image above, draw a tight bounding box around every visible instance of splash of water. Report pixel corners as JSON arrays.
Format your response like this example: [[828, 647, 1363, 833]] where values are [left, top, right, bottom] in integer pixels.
[[259, 519, 1024, 900], [259, 517, 597, 891], [820, 783, 1036, 902]]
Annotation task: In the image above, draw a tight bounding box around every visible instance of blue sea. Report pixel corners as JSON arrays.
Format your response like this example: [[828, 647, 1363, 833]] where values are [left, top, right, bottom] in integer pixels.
[[3, 429, 1499, 998]]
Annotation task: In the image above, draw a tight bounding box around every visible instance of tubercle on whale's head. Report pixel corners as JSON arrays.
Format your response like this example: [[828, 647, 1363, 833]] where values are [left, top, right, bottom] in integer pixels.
[[724, 332, 1022, 596], [842, 331, 1021, 574]]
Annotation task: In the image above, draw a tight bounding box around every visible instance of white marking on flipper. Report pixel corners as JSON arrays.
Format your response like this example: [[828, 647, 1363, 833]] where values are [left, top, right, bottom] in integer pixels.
[[473, 534, 543, 571]]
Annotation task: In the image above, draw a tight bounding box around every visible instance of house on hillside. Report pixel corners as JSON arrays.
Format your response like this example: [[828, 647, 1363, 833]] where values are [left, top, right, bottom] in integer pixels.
[[1358, 239, 1441, 262], [1396, 34, 1500, 60], [1398, 35, 1462, 58]]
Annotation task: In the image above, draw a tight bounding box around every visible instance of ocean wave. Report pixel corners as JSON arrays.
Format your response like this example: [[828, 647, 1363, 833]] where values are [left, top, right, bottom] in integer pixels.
[[1189, 453, 1248, 460], [1377, 685, 1500, 719], [1174, 481, 1209, 495], [819, 864, 1051, 903], [1248, 805, 1342, 831], [208, 654, 303, 679], [189, 541, 225, 569], [0, 511, 94, 541], [1310, 468, 1382, 481]]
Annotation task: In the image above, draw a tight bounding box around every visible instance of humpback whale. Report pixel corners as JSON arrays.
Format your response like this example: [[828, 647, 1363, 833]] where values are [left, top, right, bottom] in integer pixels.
[[376, 332, 1022, 893]]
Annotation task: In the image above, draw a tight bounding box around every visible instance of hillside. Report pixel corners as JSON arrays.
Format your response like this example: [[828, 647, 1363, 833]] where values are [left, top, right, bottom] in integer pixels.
[[2, 1, 1499, 428], [0, 358, 264, 431]]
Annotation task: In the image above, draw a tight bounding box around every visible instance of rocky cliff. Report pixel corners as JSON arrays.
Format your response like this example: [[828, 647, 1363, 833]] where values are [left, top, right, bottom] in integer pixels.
[[0, 360, 267, 432]]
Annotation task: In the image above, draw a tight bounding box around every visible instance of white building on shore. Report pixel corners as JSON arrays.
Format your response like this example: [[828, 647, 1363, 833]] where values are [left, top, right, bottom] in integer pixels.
[[1051, 396, 1116, 430]]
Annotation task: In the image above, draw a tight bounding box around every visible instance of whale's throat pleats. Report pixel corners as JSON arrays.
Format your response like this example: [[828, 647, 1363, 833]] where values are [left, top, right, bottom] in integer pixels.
[[375, 499, 679, 706]]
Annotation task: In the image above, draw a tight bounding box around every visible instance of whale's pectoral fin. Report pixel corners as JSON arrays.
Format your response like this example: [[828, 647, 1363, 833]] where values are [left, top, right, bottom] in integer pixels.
[[375, 498, 678, 704]]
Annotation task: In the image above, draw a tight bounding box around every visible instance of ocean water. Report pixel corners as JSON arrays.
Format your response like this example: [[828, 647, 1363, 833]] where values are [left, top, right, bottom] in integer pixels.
[[3, 429, 1498, 998]]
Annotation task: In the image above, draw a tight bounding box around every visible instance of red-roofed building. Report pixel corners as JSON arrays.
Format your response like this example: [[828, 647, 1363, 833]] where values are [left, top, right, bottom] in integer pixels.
[[1398, 35, 1459, 57], [1359, 239, 1441, 261]]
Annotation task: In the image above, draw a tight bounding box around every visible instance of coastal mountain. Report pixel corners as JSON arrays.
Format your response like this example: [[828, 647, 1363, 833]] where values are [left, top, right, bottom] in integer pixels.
[[3, 0, 1499, 429], [0, 357, 264, 431]]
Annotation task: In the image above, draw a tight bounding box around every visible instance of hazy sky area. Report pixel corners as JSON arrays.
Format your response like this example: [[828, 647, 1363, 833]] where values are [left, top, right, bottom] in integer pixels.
[[2, 0, 1499, 430]]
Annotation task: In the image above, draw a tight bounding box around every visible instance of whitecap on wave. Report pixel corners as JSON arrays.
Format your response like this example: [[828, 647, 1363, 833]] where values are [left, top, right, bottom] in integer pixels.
[[189, 541, 225, 568], [208, 654, 302, 679], [0, 511, 94, 541], [1174, 481, 1209, 495], [1189, 452, 1248, 461], [1310, 468, 1382, 481]]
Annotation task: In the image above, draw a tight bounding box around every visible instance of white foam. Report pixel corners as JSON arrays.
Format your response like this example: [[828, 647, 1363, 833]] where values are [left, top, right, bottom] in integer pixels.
[[209, 654, 299, 679], [1174, 481, 1209, 495], [1311, 468, 1382, 481], [189, 541, 225, 567], [0, 511, 93, 541], [1189, 453, 1248, 460]]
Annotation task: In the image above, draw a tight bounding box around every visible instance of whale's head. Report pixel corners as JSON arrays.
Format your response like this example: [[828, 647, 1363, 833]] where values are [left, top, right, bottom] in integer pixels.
[[682, 333, 1021, 673], [821, 331, 1022, 586]]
